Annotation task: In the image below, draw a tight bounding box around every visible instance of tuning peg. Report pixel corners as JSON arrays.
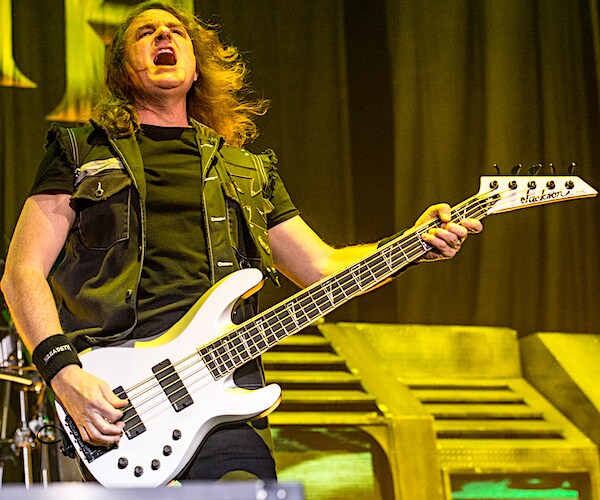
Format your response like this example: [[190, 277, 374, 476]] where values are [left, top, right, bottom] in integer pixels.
[[549, 162, 555, 174], [528, 164, 542, 175], [511, 164, 522, 175], [568, 162, 576, 174], [493, 163, 500, 174]]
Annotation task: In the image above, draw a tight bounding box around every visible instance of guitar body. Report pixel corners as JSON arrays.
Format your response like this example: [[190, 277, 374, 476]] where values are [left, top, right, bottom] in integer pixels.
[[55, 268, 282, 488]]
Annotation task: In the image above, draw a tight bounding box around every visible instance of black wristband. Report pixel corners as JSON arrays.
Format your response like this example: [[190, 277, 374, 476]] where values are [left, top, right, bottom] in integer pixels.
[[32, 334, 82, 385]]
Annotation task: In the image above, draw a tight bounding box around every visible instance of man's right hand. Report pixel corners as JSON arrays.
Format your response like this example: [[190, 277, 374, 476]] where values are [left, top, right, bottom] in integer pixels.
[[51, 364, 127, 446]]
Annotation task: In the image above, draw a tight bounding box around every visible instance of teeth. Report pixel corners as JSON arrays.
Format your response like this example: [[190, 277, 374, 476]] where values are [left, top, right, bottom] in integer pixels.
[[154, 48, 176, 66]]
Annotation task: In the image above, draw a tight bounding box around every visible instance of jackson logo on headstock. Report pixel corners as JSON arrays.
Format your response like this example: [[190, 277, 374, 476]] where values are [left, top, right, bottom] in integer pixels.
[[520, 188, 569, 205]]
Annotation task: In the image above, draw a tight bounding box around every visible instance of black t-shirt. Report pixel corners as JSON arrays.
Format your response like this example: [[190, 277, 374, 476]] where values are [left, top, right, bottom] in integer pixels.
[[31, 125, 298, 338]]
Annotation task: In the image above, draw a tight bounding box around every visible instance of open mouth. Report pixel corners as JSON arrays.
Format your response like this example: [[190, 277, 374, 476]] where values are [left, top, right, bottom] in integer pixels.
[[154, 48, 177, 66]]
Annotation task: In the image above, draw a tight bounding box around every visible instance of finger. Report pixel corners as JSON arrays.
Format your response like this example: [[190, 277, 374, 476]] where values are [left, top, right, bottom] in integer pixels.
[[93, 414, 125, 437], [436, 203, 452, 224], [84, 393, 125, 434], [91, 397, 125, 423], [421, 232, 457, 256], [86, 427, 121, 446], [445, 222, 469, 237], [82, 415, 123, 445], [100, 380, 129, 408], [462, 218, 483, 233], [415, 203, 452, 227], [429, 226, 464, 248], [79, 421, 114, 447], [79, 425, 91, 444]]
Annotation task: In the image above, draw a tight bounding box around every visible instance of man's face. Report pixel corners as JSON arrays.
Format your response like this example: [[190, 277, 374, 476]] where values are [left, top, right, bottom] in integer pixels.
[[124, 9, 198, 100]]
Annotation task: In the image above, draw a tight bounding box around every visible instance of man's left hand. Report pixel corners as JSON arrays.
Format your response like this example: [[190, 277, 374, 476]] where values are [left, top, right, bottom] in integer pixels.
[[411, 203, 483, 262]]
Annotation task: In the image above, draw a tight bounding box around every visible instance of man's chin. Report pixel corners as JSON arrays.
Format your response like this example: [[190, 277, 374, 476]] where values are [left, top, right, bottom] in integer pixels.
[[148, 76, 192, 92]]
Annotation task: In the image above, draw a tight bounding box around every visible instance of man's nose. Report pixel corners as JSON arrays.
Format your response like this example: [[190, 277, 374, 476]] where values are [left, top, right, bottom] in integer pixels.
[[156, 26, 172, 40]]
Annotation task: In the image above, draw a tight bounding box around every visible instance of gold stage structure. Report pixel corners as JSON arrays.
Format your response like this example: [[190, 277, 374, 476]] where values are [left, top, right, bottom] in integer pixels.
[[265, 323, 600, 500]]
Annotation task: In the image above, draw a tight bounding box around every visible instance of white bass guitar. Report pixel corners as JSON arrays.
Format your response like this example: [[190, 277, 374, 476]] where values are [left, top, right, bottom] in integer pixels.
[[55, 173, 597, 487]]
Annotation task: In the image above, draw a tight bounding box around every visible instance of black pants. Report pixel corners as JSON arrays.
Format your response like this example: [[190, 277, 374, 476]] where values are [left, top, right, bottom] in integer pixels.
[[178, 420, 277, 481]]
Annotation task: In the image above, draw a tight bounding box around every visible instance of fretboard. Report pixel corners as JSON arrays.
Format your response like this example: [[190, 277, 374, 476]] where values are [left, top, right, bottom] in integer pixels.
[[199, 192, 495, 379]]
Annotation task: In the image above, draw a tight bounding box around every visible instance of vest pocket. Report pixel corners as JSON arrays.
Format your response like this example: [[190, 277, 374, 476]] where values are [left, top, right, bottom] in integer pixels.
[[71, 171, 132, 250]]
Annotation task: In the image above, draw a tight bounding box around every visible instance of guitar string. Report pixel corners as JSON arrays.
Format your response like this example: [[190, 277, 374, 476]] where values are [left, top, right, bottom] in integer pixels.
[[120, 174, 598, 434], [112, 191, 493, 435], [191, 190, 494, 375], [111, 188, 499, 434], [111, 190, 495, 434]]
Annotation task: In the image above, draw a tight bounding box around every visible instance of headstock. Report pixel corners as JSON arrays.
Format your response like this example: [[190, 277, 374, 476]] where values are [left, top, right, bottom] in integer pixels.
[[476, 164, 597, 216]]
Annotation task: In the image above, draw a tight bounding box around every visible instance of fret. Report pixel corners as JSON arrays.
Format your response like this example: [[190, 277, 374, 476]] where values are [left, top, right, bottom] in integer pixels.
[[236, 327, 253, 357], [308, 290, 324, 315], [261, 308, 283, 340], [214, 339, 235, 371], [227, 333, 246, 365], [323, 282, 336, 306], [349, 263, 365, 291], [292, 294, 317, 324], [285, 301, 301, 329], [416, 230, 431, 252], [337, 271, 361, 297], [381, 245, 395, 271], [265, 327, 279, 346], [399, 241, 410, 261], [277, 317, 294, 339], [279, 314, 300, 336], [199, 346, 222, 378], [335, 278, 351, 300], [241, 328, 258, 354], [365, 261, 378, 281], [254, 320, 268, 350], [299, 296, 315, 322], [405, 234, 422, 257], [311, 288, 335, 315]]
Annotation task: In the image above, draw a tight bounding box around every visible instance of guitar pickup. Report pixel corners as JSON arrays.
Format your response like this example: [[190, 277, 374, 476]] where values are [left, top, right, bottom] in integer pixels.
[[115, 385, 146, 439], [152, 359, 194, 412]]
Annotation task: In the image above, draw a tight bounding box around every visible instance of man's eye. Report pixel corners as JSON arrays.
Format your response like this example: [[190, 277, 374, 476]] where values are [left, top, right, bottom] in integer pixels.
[[138, 30, 153, 38]]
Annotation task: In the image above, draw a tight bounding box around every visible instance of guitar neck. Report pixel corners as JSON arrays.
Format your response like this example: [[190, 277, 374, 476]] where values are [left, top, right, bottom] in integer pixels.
[[198, 172, 598, 378], [199, 193, 493, 379]]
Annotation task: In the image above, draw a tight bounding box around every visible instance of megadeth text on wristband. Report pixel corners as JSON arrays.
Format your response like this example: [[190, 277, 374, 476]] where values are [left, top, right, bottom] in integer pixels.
[[31, 334, 82, 384]]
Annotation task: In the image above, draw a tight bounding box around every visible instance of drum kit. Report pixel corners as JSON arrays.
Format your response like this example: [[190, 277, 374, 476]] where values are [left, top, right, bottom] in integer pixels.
[[0, 323, 59, 488]]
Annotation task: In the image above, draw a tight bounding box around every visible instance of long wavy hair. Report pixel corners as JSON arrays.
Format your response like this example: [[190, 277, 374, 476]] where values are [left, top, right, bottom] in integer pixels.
[[91, 1, 268, 146]]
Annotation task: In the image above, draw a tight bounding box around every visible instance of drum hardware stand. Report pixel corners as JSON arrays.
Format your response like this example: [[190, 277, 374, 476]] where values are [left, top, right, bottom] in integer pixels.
[[0, 331, 50, 489]]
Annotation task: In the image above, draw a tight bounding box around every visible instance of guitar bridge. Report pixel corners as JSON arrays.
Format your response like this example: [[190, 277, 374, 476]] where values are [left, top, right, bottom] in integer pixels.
[[63, 414, 114, 463]]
